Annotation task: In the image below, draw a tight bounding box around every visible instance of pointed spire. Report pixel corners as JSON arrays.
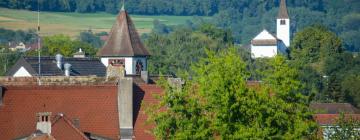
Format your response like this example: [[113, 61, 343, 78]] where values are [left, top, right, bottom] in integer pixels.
[[277, 0, 289, 19], [120, 0, 125, 11], [97, 5, 150, 57]]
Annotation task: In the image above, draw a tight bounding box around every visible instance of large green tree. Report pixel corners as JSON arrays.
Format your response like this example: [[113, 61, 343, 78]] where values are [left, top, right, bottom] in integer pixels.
[[147, 49, 317, 139], [290, 25, 344, 101], [145, 24, 232, 76]]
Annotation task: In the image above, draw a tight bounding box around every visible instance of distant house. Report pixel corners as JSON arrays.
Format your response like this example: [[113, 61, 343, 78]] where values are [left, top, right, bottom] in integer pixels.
[[8, 42, 26, 52], [250, 0, 290, 58], [311, 103, 360, 139], [6, 54, 106, 77]]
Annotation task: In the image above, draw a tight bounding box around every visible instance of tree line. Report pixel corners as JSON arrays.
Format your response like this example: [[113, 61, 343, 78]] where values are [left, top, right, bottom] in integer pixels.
[[1, 0, 359, 51]]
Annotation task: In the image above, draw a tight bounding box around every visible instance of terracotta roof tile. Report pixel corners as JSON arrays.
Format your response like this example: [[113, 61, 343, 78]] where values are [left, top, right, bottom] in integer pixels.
[[314, 114, 360, 126], [0, 83, 163, 140], [51, 114, 89, 140], [0, 86, 119, 140]]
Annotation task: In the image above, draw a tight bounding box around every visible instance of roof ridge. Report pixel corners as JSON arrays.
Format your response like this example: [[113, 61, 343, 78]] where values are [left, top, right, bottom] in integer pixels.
[[52, 114, 89, 140], [123, 11, 135, 56]]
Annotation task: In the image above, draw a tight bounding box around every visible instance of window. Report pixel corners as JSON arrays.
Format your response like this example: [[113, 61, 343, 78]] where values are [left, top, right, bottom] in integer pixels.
[[109, 59, 125, 67], [135, 60, 143, 74], [280, 20, 286, 25]]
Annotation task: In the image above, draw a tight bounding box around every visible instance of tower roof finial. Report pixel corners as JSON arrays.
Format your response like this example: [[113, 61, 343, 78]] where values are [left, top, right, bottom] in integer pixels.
[[121, 0, 125, 11], [277, 0, 289, 19]]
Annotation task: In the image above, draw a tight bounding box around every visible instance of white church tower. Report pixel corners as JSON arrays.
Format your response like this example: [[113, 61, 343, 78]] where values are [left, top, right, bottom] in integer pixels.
[[276, 0, 290, 47]]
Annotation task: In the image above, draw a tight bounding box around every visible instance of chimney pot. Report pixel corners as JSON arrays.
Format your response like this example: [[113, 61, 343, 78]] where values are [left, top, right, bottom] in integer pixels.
[[36, 112, 52, 134], [55, 54, 63, 69], [64, 63, 72, 77], [141, 71, 149, 84]]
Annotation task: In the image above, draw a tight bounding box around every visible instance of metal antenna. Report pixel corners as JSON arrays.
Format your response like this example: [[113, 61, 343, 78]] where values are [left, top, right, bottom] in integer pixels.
[[37, 0, 42, 85]]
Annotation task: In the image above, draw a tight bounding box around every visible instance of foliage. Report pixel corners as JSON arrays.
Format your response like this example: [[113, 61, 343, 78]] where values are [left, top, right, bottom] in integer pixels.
[[0, 28, 37, 45], [78, 30, 103, 48], [145, 24, 232, 76], [325, 113, 360, 140], [1, 1, 359, 50], [0, 46, 23, 76], [147, 49, 317, 139], [26, 34, 98, 57]]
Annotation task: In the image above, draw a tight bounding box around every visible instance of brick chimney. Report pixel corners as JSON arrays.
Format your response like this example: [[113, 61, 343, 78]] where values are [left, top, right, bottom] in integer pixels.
[[36, 112, 52, 134], [118, 77, 133, 139]]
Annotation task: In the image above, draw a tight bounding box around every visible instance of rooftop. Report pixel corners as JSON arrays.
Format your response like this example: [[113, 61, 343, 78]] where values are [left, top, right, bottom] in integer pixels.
[[97, 9, 150, 57]]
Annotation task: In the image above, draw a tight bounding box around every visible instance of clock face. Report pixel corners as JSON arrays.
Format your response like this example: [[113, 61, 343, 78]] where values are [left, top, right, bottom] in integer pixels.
[[109, 59, 125, 67]]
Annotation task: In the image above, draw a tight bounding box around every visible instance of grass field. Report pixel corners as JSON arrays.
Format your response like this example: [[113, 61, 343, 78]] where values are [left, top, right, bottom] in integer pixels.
[[0, 8, 199, 37]]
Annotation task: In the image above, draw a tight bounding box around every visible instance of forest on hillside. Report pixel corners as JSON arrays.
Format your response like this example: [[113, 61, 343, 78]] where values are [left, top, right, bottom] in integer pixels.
[[0, 0, 359, 51]]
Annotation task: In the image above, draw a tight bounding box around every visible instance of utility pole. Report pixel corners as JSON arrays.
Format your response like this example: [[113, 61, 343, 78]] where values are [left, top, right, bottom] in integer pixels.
[[37, 0, 42, 85]]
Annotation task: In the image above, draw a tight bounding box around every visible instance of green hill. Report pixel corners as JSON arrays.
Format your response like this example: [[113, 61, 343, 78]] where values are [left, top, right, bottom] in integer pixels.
[[0, 8, 196, 37]]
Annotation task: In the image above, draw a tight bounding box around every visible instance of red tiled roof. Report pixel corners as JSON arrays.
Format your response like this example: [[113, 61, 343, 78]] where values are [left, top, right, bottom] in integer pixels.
[[314, 114, 360, 126], [0, 83, 163, 140], [0, 85, 118, 139], [134, 84, 163, 139], [51, 114, 89, 140]]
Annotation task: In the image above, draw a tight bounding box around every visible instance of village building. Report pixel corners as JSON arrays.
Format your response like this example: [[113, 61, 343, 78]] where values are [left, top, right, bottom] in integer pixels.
[[250, 0, 290, 58], [0, 4, 163, 140], [310, 103, 360, 139]]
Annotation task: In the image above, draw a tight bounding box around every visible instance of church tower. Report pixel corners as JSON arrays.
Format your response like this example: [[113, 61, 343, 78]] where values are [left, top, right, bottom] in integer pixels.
[[276, 0, 290, 47], [97, 4, 150, 75]]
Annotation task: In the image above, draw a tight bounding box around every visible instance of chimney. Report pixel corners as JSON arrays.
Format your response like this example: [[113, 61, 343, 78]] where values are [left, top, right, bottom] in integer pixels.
[[118, 77, 134, 140], [73, 48, 86, 58], [55, 54, 63, 69], [36, 112, 52, 134], [141, 71, 149, 84], [64, 63, 72, 77], [0, 86, 3, 106]]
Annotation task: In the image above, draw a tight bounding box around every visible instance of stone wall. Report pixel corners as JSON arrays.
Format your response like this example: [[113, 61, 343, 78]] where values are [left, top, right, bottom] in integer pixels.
[[0, 76, 116, 86]]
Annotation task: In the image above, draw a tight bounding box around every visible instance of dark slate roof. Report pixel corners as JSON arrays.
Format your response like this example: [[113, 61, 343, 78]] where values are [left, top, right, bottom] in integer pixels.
[[97, 9, 150, 57], [310, 103, 360, 114], [6, 57, 106, 77], [277, 0, 289, 19]]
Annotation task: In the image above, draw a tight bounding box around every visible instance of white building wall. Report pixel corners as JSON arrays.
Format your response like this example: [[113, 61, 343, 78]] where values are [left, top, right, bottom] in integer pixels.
[[277, 18, 290, 47], [251, 45, 278, 58], [13, 66, 32, 77], [101, 57, 147, 75]]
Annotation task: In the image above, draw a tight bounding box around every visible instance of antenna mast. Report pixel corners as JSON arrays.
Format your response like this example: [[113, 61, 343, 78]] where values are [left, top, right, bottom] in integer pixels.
[[37, 0, 42, 85]]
